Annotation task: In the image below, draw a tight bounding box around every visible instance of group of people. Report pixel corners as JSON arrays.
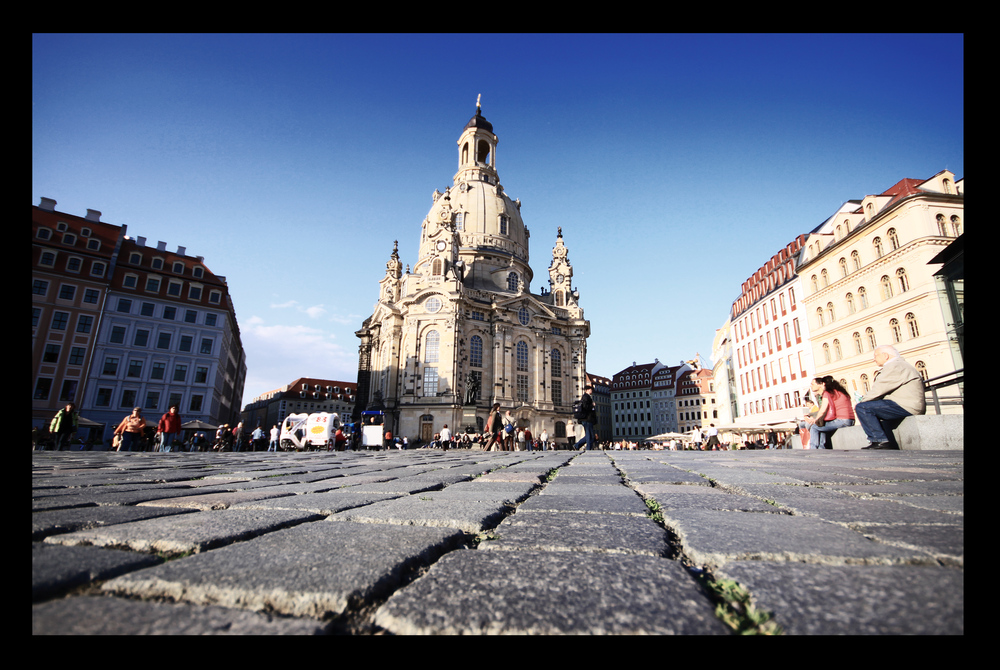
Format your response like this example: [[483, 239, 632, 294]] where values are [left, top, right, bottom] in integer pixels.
[[38, 346, 924, 454], [799, 344, 926, 449], [480, 405, 554, 451]]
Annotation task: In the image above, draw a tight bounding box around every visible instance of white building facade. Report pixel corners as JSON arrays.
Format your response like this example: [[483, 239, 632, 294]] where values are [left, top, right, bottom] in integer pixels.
[[798, 170, 964, 408], [730, 235, 816, 426]]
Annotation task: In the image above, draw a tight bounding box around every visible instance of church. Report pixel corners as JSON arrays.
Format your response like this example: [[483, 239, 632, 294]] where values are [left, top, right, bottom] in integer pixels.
[[354, 101, 590, 444]]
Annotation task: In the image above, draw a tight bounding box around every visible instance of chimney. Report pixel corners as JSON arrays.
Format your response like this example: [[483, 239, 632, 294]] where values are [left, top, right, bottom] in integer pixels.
[[177, 246, 186, 256], [39, 197, 57, 211], [157, 241, 167, 252], [85, 209, 102, 222], [136, 236, 146, 247]]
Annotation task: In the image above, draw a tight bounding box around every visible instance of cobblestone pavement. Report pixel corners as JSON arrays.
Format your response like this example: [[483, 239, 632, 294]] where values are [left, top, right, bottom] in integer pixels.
[[32, 448, 963, 635]]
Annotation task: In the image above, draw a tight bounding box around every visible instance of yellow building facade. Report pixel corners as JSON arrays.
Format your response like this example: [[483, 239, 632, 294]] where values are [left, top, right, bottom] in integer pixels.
[[798, 170, 963, 410]]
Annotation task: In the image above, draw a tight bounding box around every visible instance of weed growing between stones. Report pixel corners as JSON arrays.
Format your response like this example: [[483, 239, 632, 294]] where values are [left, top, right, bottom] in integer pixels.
[[706, 578, 783, 635]]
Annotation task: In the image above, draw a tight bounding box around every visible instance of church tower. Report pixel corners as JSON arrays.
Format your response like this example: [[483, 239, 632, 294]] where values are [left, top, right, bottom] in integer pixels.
[[355, 101, 590, 444]]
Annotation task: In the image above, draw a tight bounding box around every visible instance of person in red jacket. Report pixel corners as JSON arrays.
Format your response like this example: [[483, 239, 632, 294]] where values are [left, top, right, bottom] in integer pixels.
[[157, 405, 182, 452]]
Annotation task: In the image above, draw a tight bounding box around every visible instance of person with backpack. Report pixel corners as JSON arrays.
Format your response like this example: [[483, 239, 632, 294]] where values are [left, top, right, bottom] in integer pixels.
[[573, 385, 597, 451]]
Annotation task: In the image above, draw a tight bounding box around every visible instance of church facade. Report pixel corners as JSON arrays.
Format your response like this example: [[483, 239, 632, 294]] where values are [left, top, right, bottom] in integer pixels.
[[354, 103, 590, 443]]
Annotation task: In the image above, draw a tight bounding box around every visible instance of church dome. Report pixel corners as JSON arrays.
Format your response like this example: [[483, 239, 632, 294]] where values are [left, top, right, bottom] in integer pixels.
[[464, 109, 493, 133]]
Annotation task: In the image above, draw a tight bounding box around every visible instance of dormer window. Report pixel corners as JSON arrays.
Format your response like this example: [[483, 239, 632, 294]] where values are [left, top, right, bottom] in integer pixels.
[[500, 215, 509, 235]]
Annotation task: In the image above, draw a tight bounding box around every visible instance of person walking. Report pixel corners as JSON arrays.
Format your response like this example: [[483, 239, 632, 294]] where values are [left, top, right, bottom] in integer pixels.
[[114, 407, 146, 452], [156, 405, 182, 452], [704, 424, 720, 451], [440, 424, 452, 450], [856, 345, 926, 450], [803, 377, 856, 449], [49, 403, 78, 451], [484, 403, 503, 451], [232, 422, 245, 452], [268, 425, 280, 452], [573, 385, 597, 451], [539, 428, 548, 451], [501, 410, 515, 451]]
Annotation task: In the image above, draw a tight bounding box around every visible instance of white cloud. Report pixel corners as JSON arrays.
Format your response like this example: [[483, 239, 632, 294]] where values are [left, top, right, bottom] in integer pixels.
[[240, 319, 358, 404]]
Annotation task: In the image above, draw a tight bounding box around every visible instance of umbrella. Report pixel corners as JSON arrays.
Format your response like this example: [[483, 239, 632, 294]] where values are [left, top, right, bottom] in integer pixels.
[[646, 432, 690, 441], [181, 420, 217, 431]]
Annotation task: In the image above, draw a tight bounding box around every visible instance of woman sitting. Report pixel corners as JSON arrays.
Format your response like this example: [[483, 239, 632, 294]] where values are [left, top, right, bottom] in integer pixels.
[[804, 376, 856, 449]]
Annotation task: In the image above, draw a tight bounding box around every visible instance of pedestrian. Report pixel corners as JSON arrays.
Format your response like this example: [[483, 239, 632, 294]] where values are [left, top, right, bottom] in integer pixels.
[[856, 345, 926, 450], [251, 425, 265, 451], [501, 410, 515, 451], [334, 427, 347, 451], [572, 385, 597, 451], [114, 407, 146, 452], [232, 422, 244, 452], [440, 424, 452, 450], [803, 376, 856, 449], [539, 428, 548, 451], [798, 392, 819, 449], [49, 403, 78, 451], [484, 403, 503, 451], [156, 405, 182, 452], [523, 425, 533, 451], [691, 426, 703, 450], [704, 424, 720, 451], [269, 425, 280, 452]]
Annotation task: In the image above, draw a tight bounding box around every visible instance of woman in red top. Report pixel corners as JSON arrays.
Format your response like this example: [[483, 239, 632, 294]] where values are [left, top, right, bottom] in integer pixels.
[[804, 376, 856, 449]]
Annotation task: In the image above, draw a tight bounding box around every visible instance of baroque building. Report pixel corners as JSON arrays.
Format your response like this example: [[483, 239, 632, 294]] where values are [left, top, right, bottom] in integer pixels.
[[354, 102, 590, 442], [798, 170, 963, 409], [729, 234, 816, 426], [32, 198, 247, 443]]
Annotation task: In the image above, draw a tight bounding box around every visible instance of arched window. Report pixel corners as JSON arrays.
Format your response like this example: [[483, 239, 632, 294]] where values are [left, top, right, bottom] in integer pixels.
[[881, 275, 893, 300], [937, 214, 948, 236], [455, 211, 464, 231], [810, 275, 819, 292], [866, 327, 877, 351], [896, 268, 909, 293], [822, 342, 831, 364], [551, 348, 562, 376], [826, 302, 836, 323], [507, 272, 518, 291], [554, 290, 564, 307], [906, 313, 920, 338], [424, 330, 439, 363], [846, 292, 856, 314], [858, 286, 869, 309], [890, 318, 902, 343], [821, 269, 829, 288], [873, 237, 883, 258], [861, 374, 870, 393], [951, 215, 962, 236], [470, 335, 483, 368], [915, 361, 928, 381], [888, 228, 899, 250], [851, 250, 862, 271], [853, 332, 863, 355], [833, 339, 842, 360], [432, 258, 443, 276], [516, 341, 528, 371], [815, 307, 825, 328], [839, 258, 848, 278]]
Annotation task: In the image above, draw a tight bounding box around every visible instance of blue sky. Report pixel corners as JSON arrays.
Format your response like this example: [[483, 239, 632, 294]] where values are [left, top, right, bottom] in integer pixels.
[[32, 34, 964, 407]]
